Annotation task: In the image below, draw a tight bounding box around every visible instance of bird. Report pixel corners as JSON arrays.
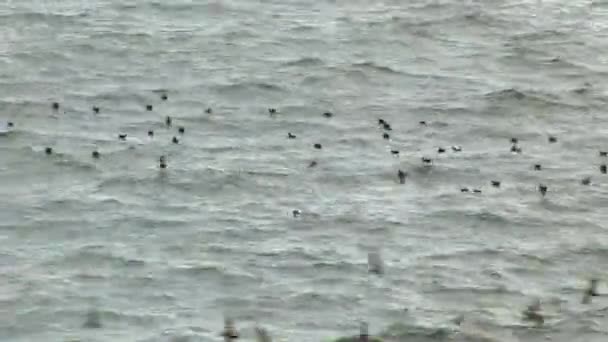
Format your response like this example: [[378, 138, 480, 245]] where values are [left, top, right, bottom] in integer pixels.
[[165, 116, 172, 127], [391, 150, 399, 155], [268, 108, 277, 115], [221, 317, 239, 341], [287, 132, 296, 139], [91, 151, 100, 159], [437, 147, 446, 153], [601, 164, 607, 174], [92, 106, 100, 114], [292, 209, 301, 218], [159, 156, 167, 169], [419, 121, 427, 126], [323, 112, 333, 118], [398, 170, 407, 184], [383, 133, 390, 140], [581, 177, 591, 185], [534, 164, 542, 171], [161, 93, 168, 101], [538, 184, 548, 197], [146, 104, 153, 111], [600, 151, 607, 157], [205, 107, 213, 114], [45, 147, 53, 155], [52, 102, 60, 110], [548, 136, 557, 143], [451, 145, 462, 152], [308, 161, 317, 168], [118, 134, 127, 141], [178, 126, 185, 134], [422, 157, 432, 165], [582, 278, 600, 304], [491, 180, 501, 188], [314, 143, 322, 149], [172, 136, 179, 144]]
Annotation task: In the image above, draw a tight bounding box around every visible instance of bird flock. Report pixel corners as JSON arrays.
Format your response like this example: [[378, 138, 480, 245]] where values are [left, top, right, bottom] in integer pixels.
[[2, 95, 607, 341]]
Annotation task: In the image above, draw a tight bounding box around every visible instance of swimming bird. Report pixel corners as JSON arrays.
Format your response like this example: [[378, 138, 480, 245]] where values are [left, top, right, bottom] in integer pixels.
[[323, 112, 333, 118], [83, 309, 102, 329], [451, 145, 462, 152], [473, 189, 482, 193], [368, 252, 384, 275], [383, 133, 390, 140], [92, 106, 100, 114], [52, 102, 59, 110], [422, 157, 432, 165], [178, 126, 185, 134], [511, 144, 522, 153], [511, 137, 518, 144], [161, 93, 168, 101], [582, 278, 600, 304], [461, 187, 470, 193], [491, 181, 501, 188], [92, 151, 100, 159], [600, 151, 607, 157], [398, 170, 407, 184], [601, 164, 607, 174], [205, 107, 213, 114], [165, 116, 172, 127], [522, 299, 544, 326], [382, 123, 392, 131], [268, 108, 277, 115], [534, 164, 542, 171], [581, 177, 591, 185], [538, 184, 548, 197], [308, 161, 317, 168], [437, 147, 446, 153], [419, 121, 427, 126], [118, 134, 127, 141], [314, 143, 322, 149], [378, 119, 386, 125], [159, 156, 167, 169], [221, 317, 239, 341], [7, 122, 13, 128], [548, 135, 557, 143], [292, 209, 301, 218], [390, 150, 399, 155], [288, 132, 296, 139], [172, 136, 179, 144], [148, 130, 154, 137], [45, 147, 53, 155], [146, 104, 153, 111]]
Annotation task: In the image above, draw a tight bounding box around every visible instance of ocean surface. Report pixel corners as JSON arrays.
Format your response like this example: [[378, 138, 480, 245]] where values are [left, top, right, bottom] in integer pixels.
[[2, 0, 608, 341]]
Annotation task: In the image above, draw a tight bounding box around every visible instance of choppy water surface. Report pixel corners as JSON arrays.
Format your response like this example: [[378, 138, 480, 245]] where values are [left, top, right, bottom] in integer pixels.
[[2, 0, 608, 341]]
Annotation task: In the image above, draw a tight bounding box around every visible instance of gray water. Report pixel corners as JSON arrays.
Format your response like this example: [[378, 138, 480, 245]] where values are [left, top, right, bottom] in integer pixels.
[[2, 0, 608, 341]]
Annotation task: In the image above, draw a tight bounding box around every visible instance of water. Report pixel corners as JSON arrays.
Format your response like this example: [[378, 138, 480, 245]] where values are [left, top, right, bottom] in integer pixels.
[[1, 0, 608, 341]]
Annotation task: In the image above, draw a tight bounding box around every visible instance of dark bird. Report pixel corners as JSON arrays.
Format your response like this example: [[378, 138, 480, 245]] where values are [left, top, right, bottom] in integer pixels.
[[511, 145, 522, 153], [600, 151, 607, 157], [522, 299, 544, 326], [161, 93, 168, 101], [461, 187, 470, 192], [601, 164, 607, 174], [534, 164, 542, 171], [268, 108, 277, 115], [383, 123, 392, 131], [165, 116, 172, 127], [308, 161, 317, 168], [91, 151, 100, 159], [548, 136, 557, 143], [390, 150, 399, 155], [582, 279, 600, 304], [148, 130, 154, 137], [52, 102, 60, 110], [172, 136, 179, 144], [146, 104, 153, 111], [288, 132, 296, 139], [159, 156, 167, 169], [368, 252, 384, 275], [92, 106, 100, 114], [7, 122, 14, 128], [473, 189, 482, 193], [323, 112, 333, 118], [491, 180, 501, 188], [419, 121, 427, 126], [383, 133, 390, 140], [538, 184, 548, 197], [205, 107, 213, 114], [398, 169, 407, 184], [378, 119, 386, 125], [221, 317, 239, 341], [422, 157, 432, 165], [118, 134, 127, 141], [451, 145, 462, 152], [314, 143, 322, 149], [45, 147, 53, 155], [581, 177, 591, 185], [178, 126, 185, 134], [292, 209, 301, 218], [437, 147, 446, 153], [511, 137, 518, 144]]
